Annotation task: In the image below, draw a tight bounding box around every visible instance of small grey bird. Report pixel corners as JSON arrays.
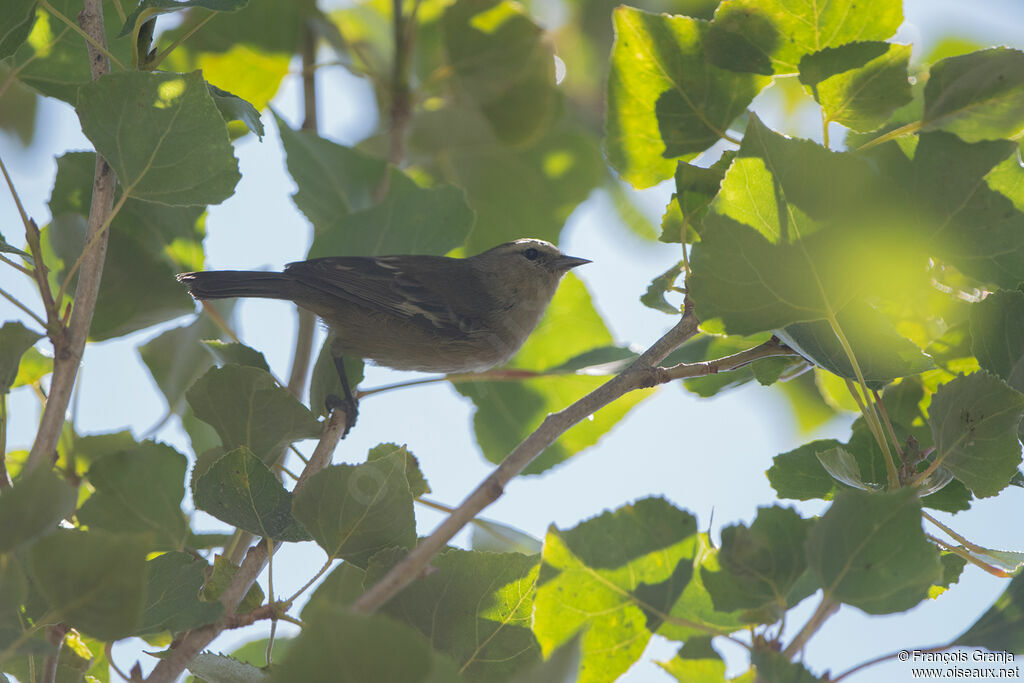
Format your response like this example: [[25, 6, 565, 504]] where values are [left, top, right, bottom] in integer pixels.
[[177, 238, 590, 429]]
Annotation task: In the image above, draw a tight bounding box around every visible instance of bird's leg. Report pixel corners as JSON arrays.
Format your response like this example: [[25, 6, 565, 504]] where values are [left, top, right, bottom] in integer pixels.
[[326, 353, 359, 436]]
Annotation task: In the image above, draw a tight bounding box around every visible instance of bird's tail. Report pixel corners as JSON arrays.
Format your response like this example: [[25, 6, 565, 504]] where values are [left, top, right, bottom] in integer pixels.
[[176, 270, 297, 301]]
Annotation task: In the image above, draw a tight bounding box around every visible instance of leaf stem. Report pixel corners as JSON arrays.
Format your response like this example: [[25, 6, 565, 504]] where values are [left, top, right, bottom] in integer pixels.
[[827, 316, 900, 488], [36, 0, 125, 71], [147, 11, 216, 71], [855, 120, 921, 151], [0, 286, 47, 328]]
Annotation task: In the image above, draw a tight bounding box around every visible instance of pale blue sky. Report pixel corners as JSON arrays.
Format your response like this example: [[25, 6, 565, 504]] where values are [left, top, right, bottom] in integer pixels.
[[2, 1, 1024, 680]]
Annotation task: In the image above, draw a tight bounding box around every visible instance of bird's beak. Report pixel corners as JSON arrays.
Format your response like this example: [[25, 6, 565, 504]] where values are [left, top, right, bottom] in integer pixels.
[[557, 255, 591, 271]]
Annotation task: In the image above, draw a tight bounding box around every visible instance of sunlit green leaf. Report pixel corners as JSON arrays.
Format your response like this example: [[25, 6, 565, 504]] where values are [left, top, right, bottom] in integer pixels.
[[923, 48, 1024, 142], [955, 572, 1024, 652], [605, 6, 768, 188], [534, 498, 699, 683], [705, 0, 902, 75]]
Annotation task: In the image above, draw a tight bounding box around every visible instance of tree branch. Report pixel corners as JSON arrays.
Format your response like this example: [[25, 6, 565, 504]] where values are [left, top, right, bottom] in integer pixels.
[[782, 594, 839, 658], [24, 0, 115, 474], [351, 304, 702, 614], [144, 409, 348, 683]]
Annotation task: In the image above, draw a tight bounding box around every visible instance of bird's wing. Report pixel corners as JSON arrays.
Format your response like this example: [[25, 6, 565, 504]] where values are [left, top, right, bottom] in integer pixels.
[[284, 255, 493, 335]]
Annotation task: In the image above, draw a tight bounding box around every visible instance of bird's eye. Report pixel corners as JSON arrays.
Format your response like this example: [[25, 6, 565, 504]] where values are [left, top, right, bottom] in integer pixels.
[[523, 247, 540, 260]]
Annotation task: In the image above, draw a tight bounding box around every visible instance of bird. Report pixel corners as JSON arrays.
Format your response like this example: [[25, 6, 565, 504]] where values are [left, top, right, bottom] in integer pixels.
[[177, 238, 590, 431]]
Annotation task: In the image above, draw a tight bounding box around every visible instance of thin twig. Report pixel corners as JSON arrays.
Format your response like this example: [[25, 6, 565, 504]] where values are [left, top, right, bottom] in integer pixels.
[[147, 11, 216, 71], [832, 643, 954, 682], [0, 286, 47, 328], [351, 306, 703, 614], [0, 253, 35, 277], [781, 594, 839, 658], [25, 0, 116, 474]]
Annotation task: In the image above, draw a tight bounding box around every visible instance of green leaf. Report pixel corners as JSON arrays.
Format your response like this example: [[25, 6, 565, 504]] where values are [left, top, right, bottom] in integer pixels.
[[138, 552, 223, 635], [0, 467, 77, 553], [955, 572, 1024, 652], [605, 6, 768, 188], [186, 364, 322, 464], [309, 169, 474, 258], [701, 506, 815, 618], [366, 443, 430, 498], [640, 261, 684, 314], [815, 446, 870, 490], [806, 488, 941, 614], [442, 0, 557, 145], [751, 649, 822, 682], [470, 517, 542, 555], [139, 304, 230, 414], [192, 447, 308, 541], [0, 0, 37, 59], [688, 116, 891, 335], [768, 440, 844, 501], [187, 652, 269, 683], [29, 529, 150, 641], [923, 48, 1024, 142], [308, 340, 364, 419], [970, 289, 1024, 392], [928, 372, 1024, 498], [410, 109, 604, 251], [271, 607, 461, 683], [76, 70, 240, 206], [76, 441, 190, 550], [507, 636, 581, 683], [301, 561, 366, 619], [201, 554, 264, 614], [377, 550, 541, 682], [291, 450, 416, 568], [910, 132, 1024, 289], [0, 321, 41, 394], [705, 0, 902, 75], [277, 115, 386, 227], [9, 0, 134, 103], [207, 82, 264, 139], [799, 42, 912, 132], [648, 533, 753, 642], [534, 498, 699, 683], [201, 340, 270, 371], [118, 0, 248, 39], [456, 275, 649, 473], [657, 637, 732, 683], [777, 302, 933, 389], [659, 153, 734, 244]]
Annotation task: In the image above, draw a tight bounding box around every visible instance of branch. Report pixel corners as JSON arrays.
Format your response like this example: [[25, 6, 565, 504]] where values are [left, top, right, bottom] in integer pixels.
[[782, 594, 839, 658], [24, 0, 116, 474], [144, 409, 349, 683], [351, 305, 702, 614]]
